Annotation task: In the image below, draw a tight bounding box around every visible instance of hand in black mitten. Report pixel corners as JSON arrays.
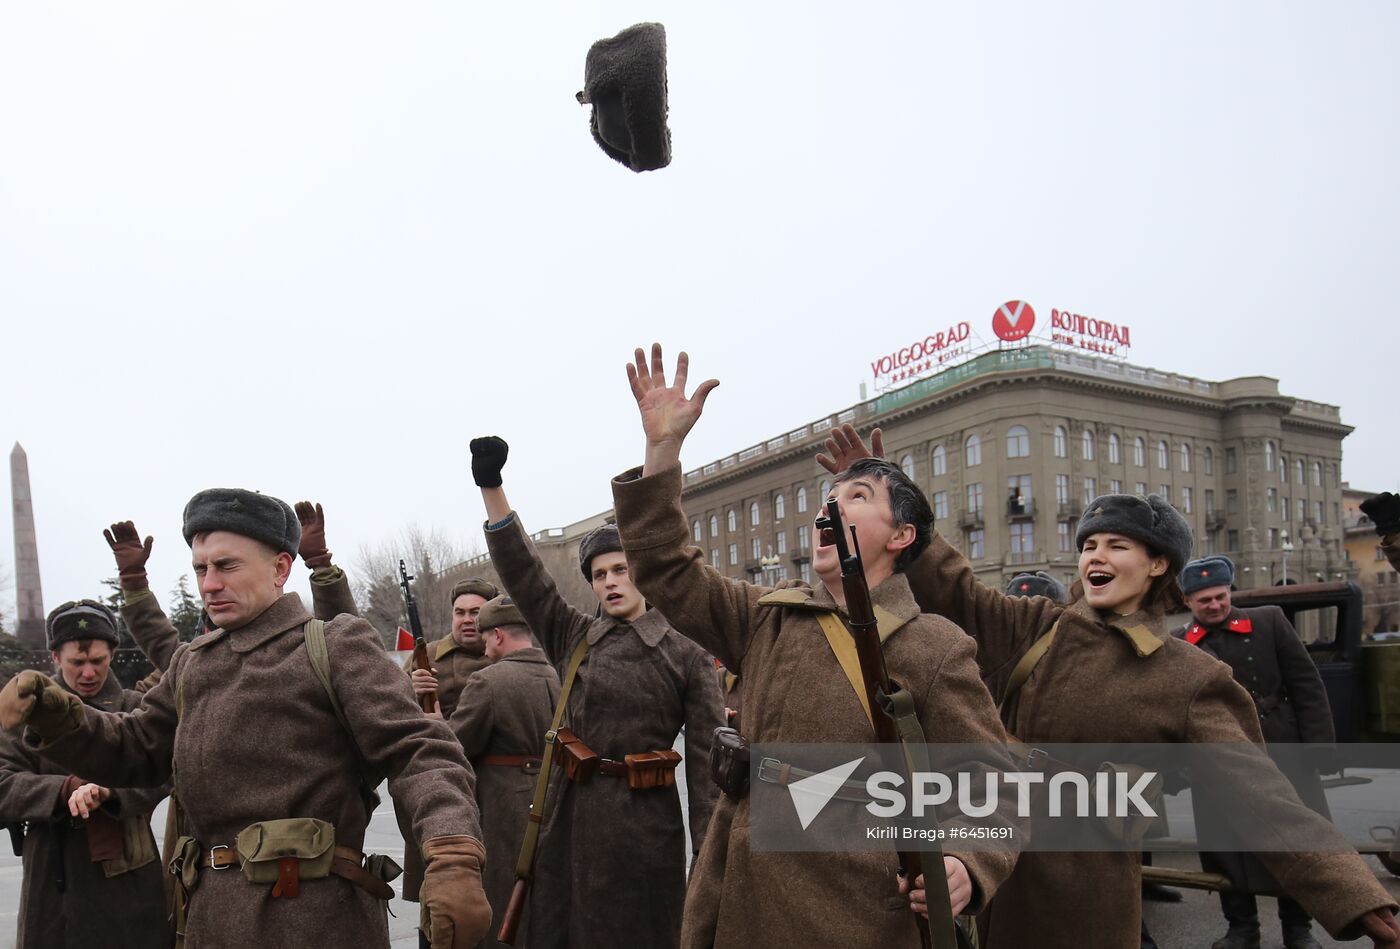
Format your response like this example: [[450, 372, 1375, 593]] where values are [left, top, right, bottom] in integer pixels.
[[1361, 492, 1400, 536], [469, 437, 509, 489]]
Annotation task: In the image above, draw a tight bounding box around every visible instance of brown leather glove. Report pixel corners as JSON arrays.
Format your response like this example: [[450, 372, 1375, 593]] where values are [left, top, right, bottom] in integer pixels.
[[0, 671, 85, 738], [294, 501, 333, 570], [103, 521, 154, 591], [420, 835, 491, 949]]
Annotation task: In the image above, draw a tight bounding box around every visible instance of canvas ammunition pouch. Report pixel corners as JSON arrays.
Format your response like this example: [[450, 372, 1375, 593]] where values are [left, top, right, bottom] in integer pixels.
[[623, 749, 682, 790], [710, 726, 751, 800], [552, 727, 599, 783], [235, 818, 336, 890]]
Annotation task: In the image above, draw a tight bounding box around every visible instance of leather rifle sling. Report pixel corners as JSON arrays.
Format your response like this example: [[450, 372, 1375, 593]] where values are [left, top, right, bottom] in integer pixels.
[[998, 618, 1062, 724], [512, 636, 591, 881], [816, 610, 963, 949]]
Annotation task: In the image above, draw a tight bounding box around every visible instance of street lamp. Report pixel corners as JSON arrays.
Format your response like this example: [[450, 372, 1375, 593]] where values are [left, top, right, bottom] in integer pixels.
[[1281, 531, 1294, 585]]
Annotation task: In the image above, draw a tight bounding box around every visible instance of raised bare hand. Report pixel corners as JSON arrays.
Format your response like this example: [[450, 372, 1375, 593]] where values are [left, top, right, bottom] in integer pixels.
[[815, 423, 885, 474], [627, 343, 718, 469]]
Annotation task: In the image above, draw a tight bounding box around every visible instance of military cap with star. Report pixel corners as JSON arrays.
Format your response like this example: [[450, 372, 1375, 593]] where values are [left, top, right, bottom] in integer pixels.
[[1005, 571, 1068, 603], [45, 599, 120, 650], [182, 488, 300, 557], [1179, 555, 1236, 595]]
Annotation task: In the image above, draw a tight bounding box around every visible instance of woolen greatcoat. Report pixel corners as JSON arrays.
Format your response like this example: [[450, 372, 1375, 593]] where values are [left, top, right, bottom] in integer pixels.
[[0, 674, 170, 949], [29, 593, 482, 949], [903, 533, 1397, 948], [1178, 605, 1335, 894], [611, 466, 1020, 949], [449, 647, 561, 949], [484, 512, 723, 949]]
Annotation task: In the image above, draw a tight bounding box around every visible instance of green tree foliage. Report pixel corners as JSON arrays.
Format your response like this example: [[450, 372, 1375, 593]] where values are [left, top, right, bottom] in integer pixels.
[[168, 574, 203, 642]]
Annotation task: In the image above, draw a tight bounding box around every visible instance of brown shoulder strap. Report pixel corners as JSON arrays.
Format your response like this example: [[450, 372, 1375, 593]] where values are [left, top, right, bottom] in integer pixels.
[[999, 618, 1061, 721]]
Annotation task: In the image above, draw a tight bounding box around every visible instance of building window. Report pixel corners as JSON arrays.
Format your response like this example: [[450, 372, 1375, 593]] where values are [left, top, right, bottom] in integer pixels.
[[709, 515, 719, 538], [1083, 477, 1098, 505], [1082, 429, 1095, 461], [1313, 501, 1323, 525], [1329, 463, 1338, 487], [1054, 426, 1068, 458], [710, 549, 720, 568], [1227, 529, 1240, 551], [692, 520, 702, 543], [1181, 487, 1193, 513], [1279, 455, 1288, 482], [931, 445, 947, 477], [1134, 437, 1146, 467], [1227, 489, 1239, 515], [900, 454, 915, 479], [1203, 447, 1213, 475], [776, 531, 787, 555], [965, 434, 982, 467], [750, 537, 761, 559], [1010, 522, 1034, 555], [727, 509, 737, 532], [1205, 489, 1215, 513], [800, 562, 812, 583], [933, 491, 948, 521], [774, 493, 786, 520], [727, 543, 738, 566], [1282, 496, 1289, 521], [1295, 459, 1304, 485], [1135, 481, 1147, 496], [1203, 531, 1217, 555], [1108, 433, 1122, 465], [1158, 484, 1171, 503], [819, 480, 832, 504], [967, 528, 985, 559], [798, 525, 810, 549], [750, 502, 760, 527], [1296, 498, 1305, 522], [1057, 522, 1072, 552], [1007, 425, 1030, 459], [1312, 462, 1322, 487], [1269, 528, 1279, 549], [1267, 488, 1277, 513], [1265, 441, 1276, 471], [796, 487, 808, 514], [1225, 448, 1238, 474], [1180, 443, 1191, 473], [967, 482, 984, 515], [1157, 440, 1169, 470], [1007, 475, 1032, 513], [1055, 474, 1070, 505]]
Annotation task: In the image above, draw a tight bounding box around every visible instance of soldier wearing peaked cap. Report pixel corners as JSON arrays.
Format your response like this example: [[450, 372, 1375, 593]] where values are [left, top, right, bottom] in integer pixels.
[[470, 434, 723, 949], [814, 423, 1400, 949], [1177, 555, 1337, 949], [0, 599, 171, 949], [0, 487, 492, 949], [449, 595, 561, 948]]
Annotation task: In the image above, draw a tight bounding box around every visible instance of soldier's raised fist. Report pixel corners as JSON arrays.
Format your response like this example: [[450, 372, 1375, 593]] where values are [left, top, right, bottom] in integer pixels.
[[1361, 492, 1400, 537], [103, 521, 153, 591], [470, 437, 509, 488], [294, 501, 333, 569]]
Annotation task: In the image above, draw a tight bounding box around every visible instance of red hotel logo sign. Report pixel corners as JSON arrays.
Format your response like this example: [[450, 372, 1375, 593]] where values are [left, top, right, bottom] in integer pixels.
[[992, 301, 1035, 341]]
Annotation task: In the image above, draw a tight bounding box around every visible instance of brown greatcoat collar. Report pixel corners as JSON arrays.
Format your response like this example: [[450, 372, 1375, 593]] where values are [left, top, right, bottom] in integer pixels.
[[585, 605, 671, 648], [499, 646, 551, 666], [57, 668, 127, 712], [1063, 596, 1167, 658], [754, 572, 922, 644], [433, 635, 486, 662], [189, 592, 311, 654]]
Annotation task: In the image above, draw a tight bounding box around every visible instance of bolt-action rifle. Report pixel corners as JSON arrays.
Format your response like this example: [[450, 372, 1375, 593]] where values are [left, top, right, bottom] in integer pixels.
[[816, 497, 961, 949], [399, 560, 437, 715]]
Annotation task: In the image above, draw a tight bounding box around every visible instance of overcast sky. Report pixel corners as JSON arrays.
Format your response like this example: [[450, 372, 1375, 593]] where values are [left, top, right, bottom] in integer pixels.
[[3, 1, 1396, 617]]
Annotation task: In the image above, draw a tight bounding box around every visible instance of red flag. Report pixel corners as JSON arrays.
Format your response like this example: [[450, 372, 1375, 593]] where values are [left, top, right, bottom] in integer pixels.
[[395, 627, 415, 651]]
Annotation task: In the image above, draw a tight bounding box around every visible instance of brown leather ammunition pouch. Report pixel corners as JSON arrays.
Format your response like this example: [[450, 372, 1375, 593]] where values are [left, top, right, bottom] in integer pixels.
[[709, 726, 750, 801], [552, 728, 599, 784], [624, 749, 682, 790]]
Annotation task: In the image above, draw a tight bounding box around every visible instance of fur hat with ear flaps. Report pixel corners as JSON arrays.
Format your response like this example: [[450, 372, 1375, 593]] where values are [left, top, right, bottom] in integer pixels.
[[1075, 493, 1193, 576], [578, 22, 671, 172]]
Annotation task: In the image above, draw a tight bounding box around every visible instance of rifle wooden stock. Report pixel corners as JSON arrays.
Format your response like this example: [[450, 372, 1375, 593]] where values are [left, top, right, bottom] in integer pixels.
[[497, 877, 529, 944], [412, 639, 438, 715], [399, 558, 439, 715]]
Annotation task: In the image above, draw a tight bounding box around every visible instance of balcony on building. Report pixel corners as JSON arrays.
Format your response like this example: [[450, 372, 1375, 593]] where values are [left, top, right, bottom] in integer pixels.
[[1206, 510, 1228, 530], [1056, 501, 1082, 521], [959, 509, 985, 530], [1007, 496, 1035, 520], [789, 546, 812, 564]]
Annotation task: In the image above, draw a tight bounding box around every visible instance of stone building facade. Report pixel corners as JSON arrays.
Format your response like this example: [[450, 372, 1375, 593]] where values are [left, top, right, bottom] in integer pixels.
[[445, 347, 1355, 612]]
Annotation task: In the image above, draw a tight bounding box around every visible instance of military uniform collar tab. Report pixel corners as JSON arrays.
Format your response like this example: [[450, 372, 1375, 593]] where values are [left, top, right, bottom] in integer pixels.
[[756, 575, 920, 640], [1070, 599, 1167, 658], [756, 584, 829, 610], [227, 593, 312, 654]]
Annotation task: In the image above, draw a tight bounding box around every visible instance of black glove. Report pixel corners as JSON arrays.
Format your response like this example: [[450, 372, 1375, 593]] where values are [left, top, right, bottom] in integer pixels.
[[1361, 492, 1400, 536], [1305, 744, 1341, 777], [469, 436, 509, 489]]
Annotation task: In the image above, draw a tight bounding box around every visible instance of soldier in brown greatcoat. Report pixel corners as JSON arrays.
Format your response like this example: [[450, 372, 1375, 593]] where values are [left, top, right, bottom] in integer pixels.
[[469, 433, 724, 949], [449, 595, 561, 949], [0, 488, 492, 949], [611, 346, 1019, 949], [818, 423, 1400, 949], [1178, 555, 1338, 949], [0, 600, 171, 949], [406, 578, 497, 721]]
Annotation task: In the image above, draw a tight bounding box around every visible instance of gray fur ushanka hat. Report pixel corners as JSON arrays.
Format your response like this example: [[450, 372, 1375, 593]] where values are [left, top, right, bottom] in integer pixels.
[[1180, 555, 1236, 595], [1075, 493, 1193, 574], [1005, 571, 1069, 603], [182, 488, 300, 557], [578, 22, 671, 172]]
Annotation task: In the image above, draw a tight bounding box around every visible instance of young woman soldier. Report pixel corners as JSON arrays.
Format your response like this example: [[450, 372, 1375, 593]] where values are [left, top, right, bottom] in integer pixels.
[[818, 424, 1400, 949]]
